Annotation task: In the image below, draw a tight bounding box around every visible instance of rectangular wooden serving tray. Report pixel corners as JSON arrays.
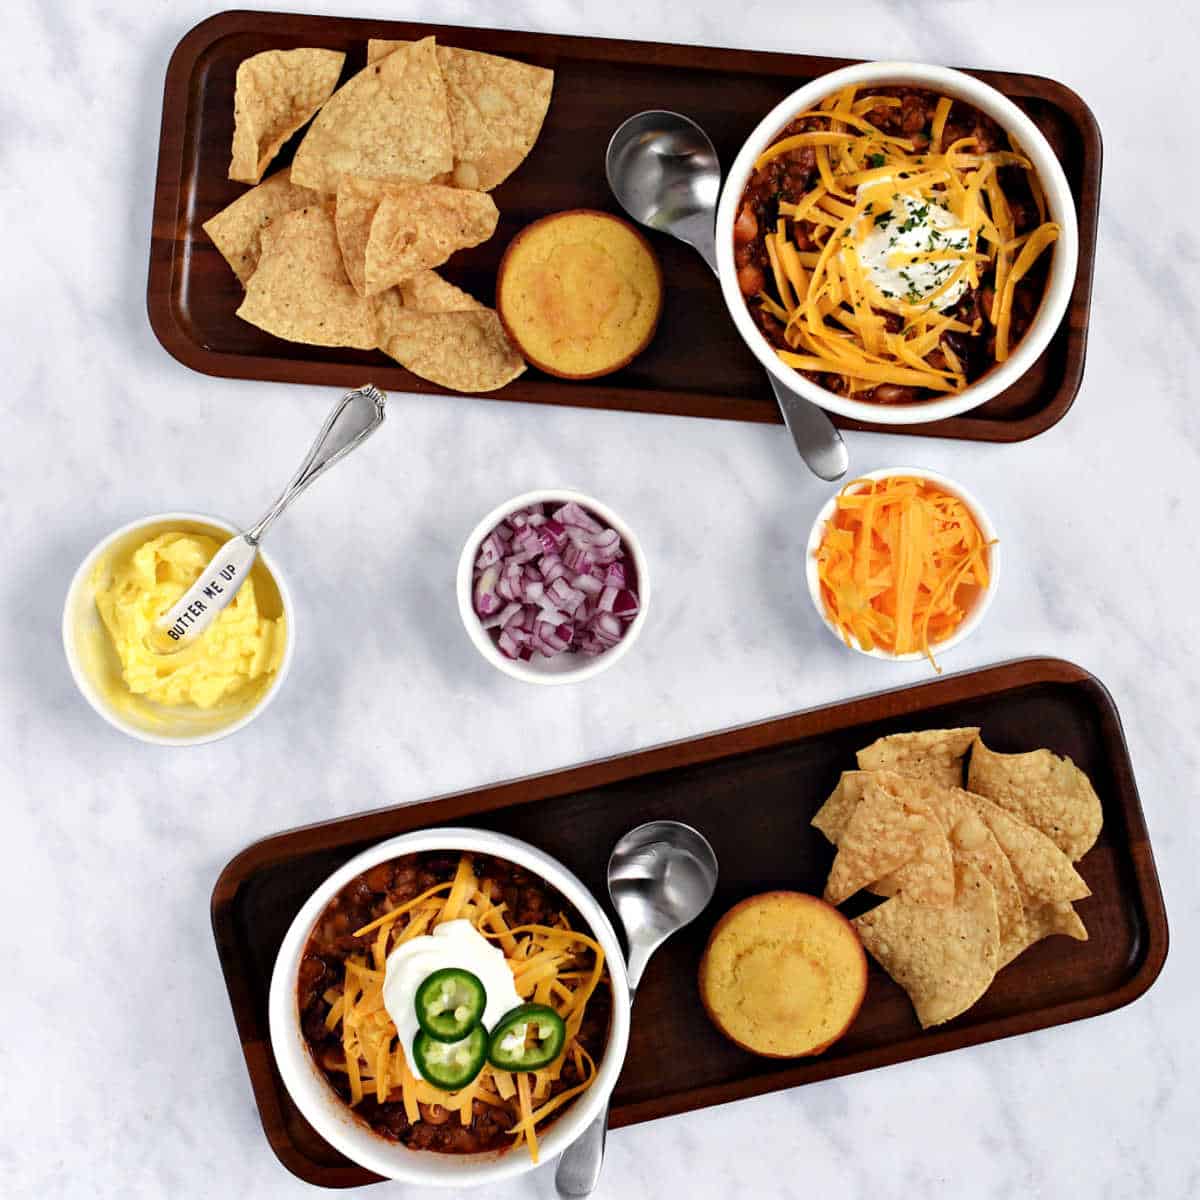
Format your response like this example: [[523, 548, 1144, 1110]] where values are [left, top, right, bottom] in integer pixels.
[[211, 657, 1166, 1187], [151, 10, 1101, 442]]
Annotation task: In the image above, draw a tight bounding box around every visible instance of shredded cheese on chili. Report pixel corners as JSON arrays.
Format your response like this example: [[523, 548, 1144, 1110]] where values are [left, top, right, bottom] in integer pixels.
[[814, 474, 995, 670], [319, 855, 605, 1164], [744, 86, 1060, 394]]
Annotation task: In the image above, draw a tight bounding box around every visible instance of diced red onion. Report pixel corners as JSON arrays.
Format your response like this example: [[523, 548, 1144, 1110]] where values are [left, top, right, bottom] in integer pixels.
[[473, 501, 639, 662], [592, 612, 622, 645], [475, 533, 505, 570], [482, 600, 523, 631], [474, 564, 501, 616], [612, 589, 639, 619], [563, 544, 594, 574], [554, 502, 603, 534]]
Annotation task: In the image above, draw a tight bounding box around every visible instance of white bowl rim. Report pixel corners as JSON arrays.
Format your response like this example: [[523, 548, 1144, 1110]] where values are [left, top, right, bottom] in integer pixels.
[[714, 60, 1080, 426], [267, 827, 631, 1186], [804, 468, 1001, 661], [456, 488, 651, 685], [60, 510, 296, 746]]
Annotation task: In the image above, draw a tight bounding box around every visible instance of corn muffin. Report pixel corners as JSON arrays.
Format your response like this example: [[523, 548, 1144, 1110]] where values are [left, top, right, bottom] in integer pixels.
[[496, 209, 662, 378], [699, 891, 867, 1057]]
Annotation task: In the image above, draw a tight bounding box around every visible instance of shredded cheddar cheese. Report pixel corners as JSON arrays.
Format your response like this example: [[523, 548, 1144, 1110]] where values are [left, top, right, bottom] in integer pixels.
[[814, 474, 995, 670], [744, 86, 1060, 395], [322, 856, 606, 1164]]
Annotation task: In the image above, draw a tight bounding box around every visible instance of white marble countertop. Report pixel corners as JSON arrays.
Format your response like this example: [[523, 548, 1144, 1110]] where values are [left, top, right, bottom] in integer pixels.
[[3, 0, 1195, 1196]]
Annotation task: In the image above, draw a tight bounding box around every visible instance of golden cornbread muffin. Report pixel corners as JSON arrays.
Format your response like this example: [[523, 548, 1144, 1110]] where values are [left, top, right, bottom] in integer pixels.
[[496, 209, 662, 378], [699, 891, 867, 1057]]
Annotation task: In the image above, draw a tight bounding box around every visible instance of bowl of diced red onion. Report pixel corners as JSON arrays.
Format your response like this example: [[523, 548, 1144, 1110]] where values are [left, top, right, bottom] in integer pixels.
[[457, 489, 650, 683]]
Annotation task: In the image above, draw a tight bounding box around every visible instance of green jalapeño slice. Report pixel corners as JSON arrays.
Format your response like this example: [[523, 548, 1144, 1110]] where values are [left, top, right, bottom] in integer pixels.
[[486, 1003, 567, 1072], [415, 968, 487, 1042], [412, 1026, 488, 1090]]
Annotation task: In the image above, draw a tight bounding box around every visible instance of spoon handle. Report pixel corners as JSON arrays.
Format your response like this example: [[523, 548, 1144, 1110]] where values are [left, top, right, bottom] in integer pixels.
[[146, 385, 386, 654], [555, 1105, 610, 1197], [555, 969, 643, 1198], [688, 232, 848, 480], [768, 376, 850, 481], [245, 384, 387, 544]]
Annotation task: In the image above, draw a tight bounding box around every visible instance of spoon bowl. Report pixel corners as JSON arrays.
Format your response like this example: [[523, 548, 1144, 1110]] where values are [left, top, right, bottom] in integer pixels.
[[606, 111, 722, 269], [607, 820, 719, 981]]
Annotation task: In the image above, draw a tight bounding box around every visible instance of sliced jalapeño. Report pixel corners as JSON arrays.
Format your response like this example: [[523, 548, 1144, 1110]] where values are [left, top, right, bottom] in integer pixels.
[[486, 1003, 567, 1072], [415, 968, 487, 1042], [412, 1025, 488, 1090]]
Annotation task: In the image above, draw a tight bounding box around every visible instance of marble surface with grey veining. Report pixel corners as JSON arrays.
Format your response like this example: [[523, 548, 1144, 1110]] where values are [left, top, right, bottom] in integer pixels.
[[1, 0, 1196, 1196]]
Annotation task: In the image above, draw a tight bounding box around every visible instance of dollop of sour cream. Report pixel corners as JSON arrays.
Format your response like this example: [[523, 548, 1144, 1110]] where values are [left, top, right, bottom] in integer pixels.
[[850, 191, 971, 312], [382, 919, 522, 1082]]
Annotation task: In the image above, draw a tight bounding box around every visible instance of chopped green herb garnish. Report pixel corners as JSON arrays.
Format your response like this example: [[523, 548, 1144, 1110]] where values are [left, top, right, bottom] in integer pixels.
[[868, 153, 886, 169]]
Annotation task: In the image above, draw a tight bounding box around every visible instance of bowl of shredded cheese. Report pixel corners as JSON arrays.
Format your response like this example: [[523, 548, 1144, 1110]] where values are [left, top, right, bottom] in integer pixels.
[[716, 60, 1079, 425], [805, 469, 999, 670]]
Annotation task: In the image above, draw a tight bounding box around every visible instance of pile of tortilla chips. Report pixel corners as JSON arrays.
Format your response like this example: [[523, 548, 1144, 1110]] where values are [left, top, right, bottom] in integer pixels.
[[813, 728, 1103, 1028], [202, 36, 554, 392]]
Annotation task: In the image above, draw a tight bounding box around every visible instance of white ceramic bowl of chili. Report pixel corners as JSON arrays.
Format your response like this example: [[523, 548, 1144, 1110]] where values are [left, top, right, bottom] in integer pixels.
[[268, 827, 631, 1188], [715, 61, 1080, 426], [456, 489, 651, 685], [804, 467, 1001, 662]]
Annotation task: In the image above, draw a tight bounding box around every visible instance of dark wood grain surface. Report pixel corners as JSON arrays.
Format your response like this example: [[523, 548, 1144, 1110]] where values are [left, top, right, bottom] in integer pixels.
[[150, 11, 1101, 442], [211, 657, 1166, 1187]]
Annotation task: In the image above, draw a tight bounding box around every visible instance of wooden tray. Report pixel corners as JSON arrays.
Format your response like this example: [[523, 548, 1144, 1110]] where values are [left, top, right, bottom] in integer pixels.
[[211, 658, 1165, 1187], [151, 11, 1101, 442]]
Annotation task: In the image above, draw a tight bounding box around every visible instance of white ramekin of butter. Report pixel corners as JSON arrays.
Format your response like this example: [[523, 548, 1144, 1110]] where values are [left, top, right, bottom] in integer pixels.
[[62, 511, 295, 745]]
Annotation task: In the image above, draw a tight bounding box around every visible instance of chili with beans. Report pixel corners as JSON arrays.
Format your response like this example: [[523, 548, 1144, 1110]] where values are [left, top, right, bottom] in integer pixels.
[[298, 851, 611, 1155], [734, 86, 1052, 404]]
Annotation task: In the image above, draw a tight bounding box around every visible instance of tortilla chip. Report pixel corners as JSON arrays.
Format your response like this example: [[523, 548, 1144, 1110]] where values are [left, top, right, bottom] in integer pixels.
[[853, 863, 999, 1028], [812, 771, 872, 843], [229, 49, 345, 184], [998, 900, 1087, 969], [236, 205, 375, 348], [291, 37, 453, 194], [367, 40, 554, 190], [202, 169, 320, 285], [964, 793, 1090, 905], [375, 285, 525, 393], [399, 270, 482, 312], [368, 186, 497, 293], [824, 776, 953, 906], [856, 728, 979, 787], [947, 806, 1027, 962], [334, 178, 498, 296], [968, 739, 1103, 861], [332, 176, 379, 297]]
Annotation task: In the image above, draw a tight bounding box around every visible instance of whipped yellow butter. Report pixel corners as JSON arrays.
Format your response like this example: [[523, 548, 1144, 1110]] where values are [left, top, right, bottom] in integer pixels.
[[92, 531, 285, 709]]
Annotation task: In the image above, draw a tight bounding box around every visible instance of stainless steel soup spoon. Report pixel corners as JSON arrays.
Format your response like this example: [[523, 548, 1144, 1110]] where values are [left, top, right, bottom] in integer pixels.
[[145, 384, 386, 654], [555, 820, 719, 1197], [606, 110, 849, 482]]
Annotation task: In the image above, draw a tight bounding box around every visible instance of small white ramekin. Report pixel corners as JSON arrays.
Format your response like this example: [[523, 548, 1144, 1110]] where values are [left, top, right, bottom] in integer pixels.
[[268, 827, 631, 1188], [456, 489, 650, 685], [715, 60, 1080, 426], [805, 468, 1000, 662], [61, 511, 295, 745]]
